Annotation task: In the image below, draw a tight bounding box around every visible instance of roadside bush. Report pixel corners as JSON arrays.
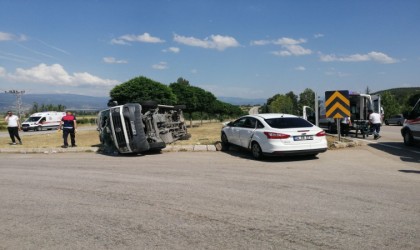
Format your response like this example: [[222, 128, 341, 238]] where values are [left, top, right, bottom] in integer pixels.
[[77, 118, 96, 125]]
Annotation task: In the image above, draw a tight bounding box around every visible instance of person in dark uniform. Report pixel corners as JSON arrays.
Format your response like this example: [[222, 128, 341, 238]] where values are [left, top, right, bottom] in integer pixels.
[[59, 111, 77, 148]]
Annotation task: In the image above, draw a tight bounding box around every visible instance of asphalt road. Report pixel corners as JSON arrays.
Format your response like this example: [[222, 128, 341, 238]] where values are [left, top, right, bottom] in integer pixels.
[[1, 145, 419, 249]]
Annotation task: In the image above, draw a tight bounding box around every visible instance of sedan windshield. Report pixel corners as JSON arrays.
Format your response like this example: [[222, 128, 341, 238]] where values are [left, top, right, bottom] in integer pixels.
[[265, 117, 313, 129]]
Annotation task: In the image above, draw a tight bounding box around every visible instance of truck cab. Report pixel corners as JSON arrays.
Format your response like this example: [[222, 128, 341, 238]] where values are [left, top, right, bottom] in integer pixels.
[[401, 98, 420, 146]]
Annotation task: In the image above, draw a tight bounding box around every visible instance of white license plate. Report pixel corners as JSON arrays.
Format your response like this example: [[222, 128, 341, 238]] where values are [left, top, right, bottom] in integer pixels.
[[293, 135, 313, 141]]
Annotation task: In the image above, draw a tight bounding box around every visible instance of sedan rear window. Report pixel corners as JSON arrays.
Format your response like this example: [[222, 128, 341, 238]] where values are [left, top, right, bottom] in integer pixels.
[[265, 117, 313, 129]]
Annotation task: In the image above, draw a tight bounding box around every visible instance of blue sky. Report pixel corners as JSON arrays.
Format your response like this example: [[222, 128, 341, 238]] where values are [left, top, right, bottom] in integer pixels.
[[0, 0, 419, 99]]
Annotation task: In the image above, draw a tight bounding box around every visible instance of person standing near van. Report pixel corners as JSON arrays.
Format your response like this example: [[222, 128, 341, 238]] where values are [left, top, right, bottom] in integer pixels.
[[4, 111, 22, 145], [59, 111, 77, 148], [340, 116, 352, 137], [368, 109, 382, 139]]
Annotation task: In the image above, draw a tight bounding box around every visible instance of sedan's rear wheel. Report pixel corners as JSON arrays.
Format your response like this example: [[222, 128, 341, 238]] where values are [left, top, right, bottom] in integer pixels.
[[403, 130, 414, 146], [251, 142, 263, 160]]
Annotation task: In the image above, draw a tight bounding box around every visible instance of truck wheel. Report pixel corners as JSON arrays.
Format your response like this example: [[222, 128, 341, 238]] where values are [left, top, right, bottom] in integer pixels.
[[140, 100, 158, 109], [174, 105, 186, 110], [327, 123, 334, 133], [36, 126, 42, 131], [403, 130, 414, 146]]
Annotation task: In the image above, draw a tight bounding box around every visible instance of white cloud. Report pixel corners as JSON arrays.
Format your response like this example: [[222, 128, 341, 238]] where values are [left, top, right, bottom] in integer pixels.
[[250, 40, 271, 46], [0, 66, 6, 76], [314, 33, 324, 38], [295, 66, 306, 71], [273, 38, 312, 56], [325, 68, 350, 77], [103, 57, 128, 64], [173, 34, 240, 51], [0, 32, 14, 41], [320, 51, 398, 64], [111, 32, 165, 45], [152, 62, 168, 70], [252, 37, 312, 56], [1, 63, 118, 86], [162, 47, 180, 53], [0, 31, 27, 41]]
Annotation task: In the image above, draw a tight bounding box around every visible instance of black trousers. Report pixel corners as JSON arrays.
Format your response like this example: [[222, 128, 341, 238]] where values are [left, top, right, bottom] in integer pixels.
[[63, 128, 76, 146], [7, 127, 21, 143], [341, 123, 350, 136]]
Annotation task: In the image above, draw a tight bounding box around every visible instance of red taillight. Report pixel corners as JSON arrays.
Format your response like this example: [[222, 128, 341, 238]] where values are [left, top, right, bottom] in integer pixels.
[[316, 131, 326, 137], [264, 131, 290, 139]]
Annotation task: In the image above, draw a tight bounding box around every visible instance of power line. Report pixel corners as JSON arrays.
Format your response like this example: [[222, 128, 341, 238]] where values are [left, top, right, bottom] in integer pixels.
[[4, 90, 25, 118]]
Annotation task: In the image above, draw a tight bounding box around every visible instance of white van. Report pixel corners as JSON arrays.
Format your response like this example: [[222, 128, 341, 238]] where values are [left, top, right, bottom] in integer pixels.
[[22, 111, 66, 131], [401, 98, 420, 146]]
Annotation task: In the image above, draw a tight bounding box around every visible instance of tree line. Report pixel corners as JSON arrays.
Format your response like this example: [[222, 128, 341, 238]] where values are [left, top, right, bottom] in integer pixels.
[[28, 103, 67, 114], [374, 88, 420, 118], [109, 76, 245, 124], [260, 88, 316, 115], [261, 87, 420, 119]]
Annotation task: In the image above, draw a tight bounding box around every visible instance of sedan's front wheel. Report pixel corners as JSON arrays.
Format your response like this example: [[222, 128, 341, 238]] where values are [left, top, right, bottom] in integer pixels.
[[221, 133, 230, 151], [251, 142, 263, 160]]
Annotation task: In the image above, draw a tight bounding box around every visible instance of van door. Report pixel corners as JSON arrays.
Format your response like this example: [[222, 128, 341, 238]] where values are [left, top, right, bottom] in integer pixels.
[[371, 95, 383, 121]]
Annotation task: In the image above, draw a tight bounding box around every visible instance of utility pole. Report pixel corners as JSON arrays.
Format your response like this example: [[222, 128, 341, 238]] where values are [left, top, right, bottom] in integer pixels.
[[5, 90, 25, 118]]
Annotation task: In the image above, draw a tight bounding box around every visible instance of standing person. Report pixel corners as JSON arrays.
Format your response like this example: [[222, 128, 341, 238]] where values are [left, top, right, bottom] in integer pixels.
[[368, 109, 382, 139], [341, 116, 352, 137], [59, 111, 77, 148], [4, 111, 22, 145]]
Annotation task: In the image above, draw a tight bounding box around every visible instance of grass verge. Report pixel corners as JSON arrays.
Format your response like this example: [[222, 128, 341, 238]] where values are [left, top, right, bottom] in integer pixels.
[[0, 122, 342, 149]]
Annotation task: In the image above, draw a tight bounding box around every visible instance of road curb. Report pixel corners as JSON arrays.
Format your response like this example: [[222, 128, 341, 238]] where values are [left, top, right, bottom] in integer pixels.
[[0, 145, 218, 154]]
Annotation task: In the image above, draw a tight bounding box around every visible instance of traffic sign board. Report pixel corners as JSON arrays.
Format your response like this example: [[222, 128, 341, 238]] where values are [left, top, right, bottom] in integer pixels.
[[325, 90, 350, 118]]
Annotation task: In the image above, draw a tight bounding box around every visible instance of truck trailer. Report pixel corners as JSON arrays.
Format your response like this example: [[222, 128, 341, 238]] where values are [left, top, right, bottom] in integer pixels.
[[97, 102, 190, 154], [318, 91, 382, 137]]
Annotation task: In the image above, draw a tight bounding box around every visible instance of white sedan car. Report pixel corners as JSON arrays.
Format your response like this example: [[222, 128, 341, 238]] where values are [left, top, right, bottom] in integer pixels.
[[221, 114, 328, 160]]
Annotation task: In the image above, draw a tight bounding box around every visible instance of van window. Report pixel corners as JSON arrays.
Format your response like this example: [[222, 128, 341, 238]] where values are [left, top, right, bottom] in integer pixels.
[[26, 116, 41, 122]]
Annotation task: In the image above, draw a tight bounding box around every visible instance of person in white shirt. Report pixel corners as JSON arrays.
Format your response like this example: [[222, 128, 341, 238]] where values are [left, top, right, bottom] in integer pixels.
[[340, 116, 352, 137], [368, 109, 382, 140], [4, 111, 22, 145]]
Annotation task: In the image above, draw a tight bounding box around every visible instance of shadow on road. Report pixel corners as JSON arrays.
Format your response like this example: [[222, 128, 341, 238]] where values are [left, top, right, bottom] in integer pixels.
[[220, 145, 320, 163], [398, 170, 420, 174], [368, 142, 420, 164]]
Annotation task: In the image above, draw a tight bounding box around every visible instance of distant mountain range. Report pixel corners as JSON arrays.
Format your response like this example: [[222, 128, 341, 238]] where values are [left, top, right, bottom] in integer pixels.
[[0, 93, 266, 112], [0, 93, 109, 112]]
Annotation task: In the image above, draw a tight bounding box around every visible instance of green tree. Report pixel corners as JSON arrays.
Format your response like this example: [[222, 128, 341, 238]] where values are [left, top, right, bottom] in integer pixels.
[[110, 76, 177, 105], [269, 94, 294, 113], [298, 88, 315, 112], [381, 91, 401, 118], [169, 80, 198, 127], [285, 91, 299, 115]]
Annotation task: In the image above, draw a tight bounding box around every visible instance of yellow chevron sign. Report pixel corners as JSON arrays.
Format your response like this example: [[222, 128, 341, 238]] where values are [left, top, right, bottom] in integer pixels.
[[325, 90, 350, 118]]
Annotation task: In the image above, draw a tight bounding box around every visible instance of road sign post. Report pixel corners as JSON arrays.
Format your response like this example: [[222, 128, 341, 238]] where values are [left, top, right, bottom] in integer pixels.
[[325, 90, 350, 141]]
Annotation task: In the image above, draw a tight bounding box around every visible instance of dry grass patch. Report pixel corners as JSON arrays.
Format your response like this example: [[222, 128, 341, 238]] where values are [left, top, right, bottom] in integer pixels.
[[0, 129, 100, 148], [0, 122, 343, 149]]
